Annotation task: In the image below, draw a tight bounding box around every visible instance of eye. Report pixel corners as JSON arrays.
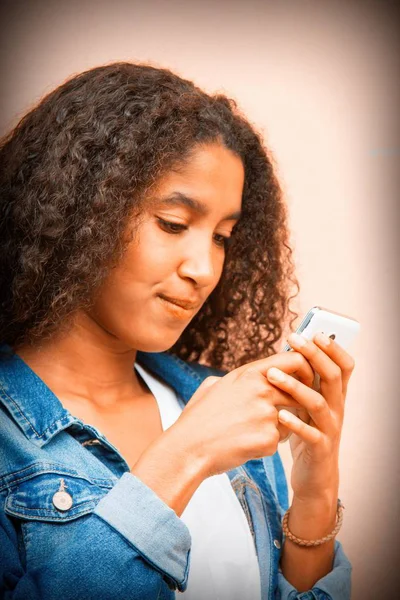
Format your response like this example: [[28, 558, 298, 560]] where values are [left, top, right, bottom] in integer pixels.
[[157, 218, 187, 234], [213, 233, 231, 248], [156, 218, 231, 249]]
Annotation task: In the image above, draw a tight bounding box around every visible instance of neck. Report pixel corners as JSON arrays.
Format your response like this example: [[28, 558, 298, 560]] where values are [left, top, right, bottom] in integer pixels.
[[13, 311, 145, 410]]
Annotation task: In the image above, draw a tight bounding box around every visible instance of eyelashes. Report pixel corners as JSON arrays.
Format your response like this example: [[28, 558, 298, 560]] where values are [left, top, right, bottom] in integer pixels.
[[156, 218, 231, 249]]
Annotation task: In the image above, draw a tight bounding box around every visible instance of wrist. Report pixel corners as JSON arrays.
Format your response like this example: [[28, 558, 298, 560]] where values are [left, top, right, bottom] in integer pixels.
[[293, 463, 339, 504], [287, 490, 339, 540], [130, 425, 206, 517], [167, 419, 214, 479], [293, 479, 339, 505], [280, 493, 341, 592]]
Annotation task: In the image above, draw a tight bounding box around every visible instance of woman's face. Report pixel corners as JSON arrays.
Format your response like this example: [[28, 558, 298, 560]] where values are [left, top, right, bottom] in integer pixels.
[[87, 142, 245, 352]]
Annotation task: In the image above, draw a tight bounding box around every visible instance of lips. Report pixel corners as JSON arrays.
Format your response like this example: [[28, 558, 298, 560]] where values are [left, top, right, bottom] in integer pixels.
[[158, 294, 200, 310]]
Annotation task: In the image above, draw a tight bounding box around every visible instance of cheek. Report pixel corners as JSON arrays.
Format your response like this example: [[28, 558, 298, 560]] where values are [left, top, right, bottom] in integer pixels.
[[115, 222, 173, 285], [91, 232, 171, 322], [128, 221, 177, 276], [90, 273, 140, 332]]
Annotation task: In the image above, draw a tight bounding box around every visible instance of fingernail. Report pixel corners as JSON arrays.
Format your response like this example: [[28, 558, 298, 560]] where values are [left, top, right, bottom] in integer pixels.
[[288, 332, 307, 348], [278, 409, 292, 422], [315, 332, 331, 347], [268, 367, 286, 382]]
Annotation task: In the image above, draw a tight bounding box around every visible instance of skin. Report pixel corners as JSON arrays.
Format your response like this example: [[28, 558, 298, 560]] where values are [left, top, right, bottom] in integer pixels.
[[15, 141, 355, 593], [267, 331, 355, 589], [15, 141, 247, 465]]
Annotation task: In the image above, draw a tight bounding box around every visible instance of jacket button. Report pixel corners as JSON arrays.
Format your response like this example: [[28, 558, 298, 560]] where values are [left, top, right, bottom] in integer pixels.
[[52, 491, 73, 511], [273, 539, 281, 549]]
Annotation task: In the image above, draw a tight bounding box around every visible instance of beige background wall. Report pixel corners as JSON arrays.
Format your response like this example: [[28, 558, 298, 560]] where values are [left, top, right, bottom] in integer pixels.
[[1, 1, 398, 597]]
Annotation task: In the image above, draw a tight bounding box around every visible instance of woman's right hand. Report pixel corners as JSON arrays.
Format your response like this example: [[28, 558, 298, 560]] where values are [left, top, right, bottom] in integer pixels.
[[170, 351, 314, 479]]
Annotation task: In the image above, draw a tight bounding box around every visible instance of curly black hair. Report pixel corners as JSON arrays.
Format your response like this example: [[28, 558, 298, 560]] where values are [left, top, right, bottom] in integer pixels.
[[0, 61, 298, 371]]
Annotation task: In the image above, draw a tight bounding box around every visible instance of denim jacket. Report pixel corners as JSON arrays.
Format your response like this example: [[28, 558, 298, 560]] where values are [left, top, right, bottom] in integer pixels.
[[0, 344, 352, 599]]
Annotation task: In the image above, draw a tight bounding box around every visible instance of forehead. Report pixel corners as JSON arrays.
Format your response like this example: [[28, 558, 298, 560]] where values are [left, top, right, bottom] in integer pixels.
[[173, 142, 244, 177], [147, 142, 245, 209], [156, 191, 242, 221]]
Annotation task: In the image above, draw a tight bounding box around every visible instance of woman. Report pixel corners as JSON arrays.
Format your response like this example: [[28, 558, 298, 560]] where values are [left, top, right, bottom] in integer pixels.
[[0, 62, 354, 599]]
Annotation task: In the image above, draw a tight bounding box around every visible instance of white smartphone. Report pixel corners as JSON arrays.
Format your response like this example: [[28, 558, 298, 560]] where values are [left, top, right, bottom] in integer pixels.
[[281, 306, 360, 352], [278, 306, 360, 443]]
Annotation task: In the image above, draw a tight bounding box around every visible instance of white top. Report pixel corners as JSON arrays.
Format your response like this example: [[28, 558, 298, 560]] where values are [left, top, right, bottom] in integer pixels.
[[135, 363, 261, 600]]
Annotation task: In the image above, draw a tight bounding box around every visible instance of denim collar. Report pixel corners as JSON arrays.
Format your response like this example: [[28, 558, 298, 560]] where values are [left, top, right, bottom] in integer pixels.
[[0, 344, 204, 448]]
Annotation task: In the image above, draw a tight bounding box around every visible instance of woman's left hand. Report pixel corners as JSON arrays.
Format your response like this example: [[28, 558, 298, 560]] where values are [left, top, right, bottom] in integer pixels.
[[266, 332, 355, 500]]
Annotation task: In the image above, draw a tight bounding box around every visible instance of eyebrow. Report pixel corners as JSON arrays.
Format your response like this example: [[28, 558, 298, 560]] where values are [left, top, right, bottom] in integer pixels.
[[158, 192, 242, 221]]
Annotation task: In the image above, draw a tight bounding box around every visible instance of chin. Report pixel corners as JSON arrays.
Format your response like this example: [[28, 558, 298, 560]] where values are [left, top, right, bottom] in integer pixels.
[[131, 331, 183, 354]]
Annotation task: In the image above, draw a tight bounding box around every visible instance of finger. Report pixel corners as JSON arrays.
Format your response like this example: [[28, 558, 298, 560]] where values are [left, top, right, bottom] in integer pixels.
[[277, 409, 323, 445], [277, 421, 292, 443], [276, 406, 311, 444], [238, 351, 314, 388], [267, 367, 332, 432], [313, 333, 355, 395], [242, 369, 304, 410], [266, 385, 304, 410], [286, 333, 342, 411]]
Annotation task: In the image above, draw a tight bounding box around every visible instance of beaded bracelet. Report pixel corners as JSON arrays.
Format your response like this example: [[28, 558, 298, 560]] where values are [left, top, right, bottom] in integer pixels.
[[282, 499, 345, 547]]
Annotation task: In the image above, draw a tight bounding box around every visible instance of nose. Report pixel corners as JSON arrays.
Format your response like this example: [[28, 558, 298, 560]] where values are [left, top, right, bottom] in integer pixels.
[[177, 238, 219, 288]]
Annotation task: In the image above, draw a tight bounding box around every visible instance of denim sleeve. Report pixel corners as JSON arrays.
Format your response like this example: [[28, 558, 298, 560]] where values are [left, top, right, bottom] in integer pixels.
[[93, 471, 192, 590], [1, 471, 191, 599], [276, 539, 352, 599]]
